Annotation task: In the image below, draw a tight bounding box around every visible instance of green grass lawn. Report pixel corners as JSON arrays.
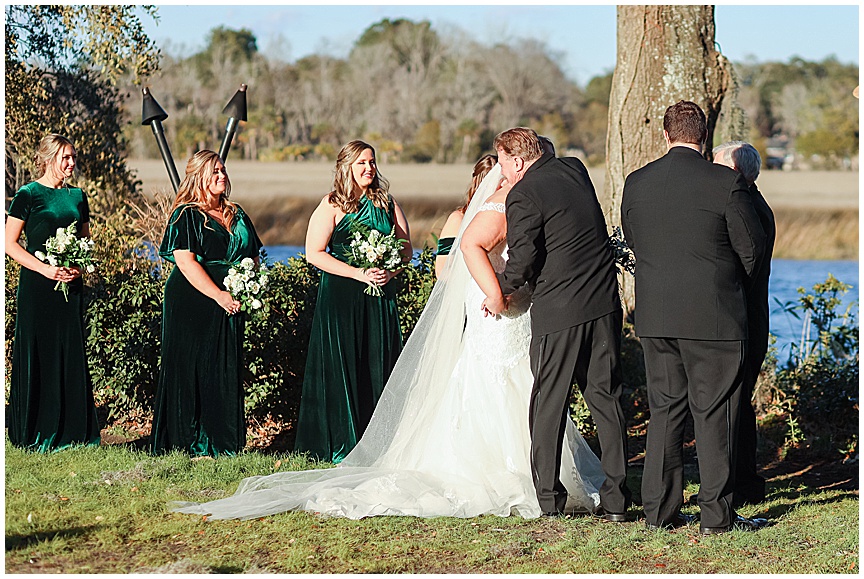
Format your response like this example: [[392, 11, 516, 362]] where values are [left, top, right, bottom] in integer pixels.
[[5, 440, 858, 573]]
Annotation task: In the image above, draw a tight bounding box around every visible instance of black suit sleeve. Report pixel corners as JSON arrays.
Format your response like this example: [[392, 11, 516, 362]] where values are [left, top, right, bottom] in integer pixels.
[[500, 189, 542, 295], [726, 174, 766, 277], [620, 177, 634, 251]]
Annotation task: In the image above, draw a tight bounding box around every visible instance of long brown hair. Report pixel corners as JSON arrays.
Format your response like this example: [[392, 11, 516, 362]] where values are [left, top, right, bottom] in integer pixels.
[[169, 150, 238, 231], [34, 134, 75, 182], [328, 140, 390, 213], [459, 154, 498, 213]]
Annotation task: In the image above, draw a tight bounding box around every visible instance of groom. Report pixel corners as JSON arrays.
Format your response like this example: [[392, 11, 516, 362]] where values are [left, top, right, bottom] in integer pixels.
[[483, 127, 631, 520]]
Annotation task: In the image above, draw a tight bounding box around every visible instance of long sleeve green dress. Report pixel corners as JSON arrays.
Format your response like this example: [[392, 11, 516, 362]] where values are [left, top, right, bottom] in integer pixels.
[[151, 204, 262, 457], [294, 196, 403, 463], [6, 181, 101, 452]]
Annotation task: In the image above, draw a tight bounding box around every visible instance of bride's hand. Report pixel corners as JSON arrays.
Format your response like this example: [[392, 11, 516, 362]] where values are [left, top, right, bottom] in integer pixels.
[[482, 294, 510, 317]]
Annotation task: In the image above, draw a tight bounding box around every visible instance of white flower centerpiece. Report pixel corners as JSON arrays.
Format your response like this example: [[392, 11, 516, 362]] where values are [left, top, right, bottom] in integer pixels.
[[34, 220, 96, 301]]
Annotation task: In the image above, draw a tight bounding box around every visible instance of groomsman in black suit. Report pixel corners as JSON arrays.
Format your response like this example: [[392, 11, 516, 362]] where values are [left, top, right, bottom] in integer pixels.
[[483, 127, 631, 521], [714, 141, 776, 507], [621, 102, 767, 534]]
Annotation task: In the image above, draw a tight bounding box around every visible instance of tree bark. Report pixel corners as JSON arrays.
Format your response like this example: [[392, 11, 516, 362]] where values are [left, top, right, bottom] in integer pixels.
[[604, 5, 732, 312]]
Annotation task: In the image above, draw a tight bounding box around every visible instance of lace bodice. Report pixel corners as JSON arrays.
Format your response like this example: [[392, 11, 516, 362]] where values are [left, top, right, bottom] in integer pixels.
[[462, 203, 532, 377]]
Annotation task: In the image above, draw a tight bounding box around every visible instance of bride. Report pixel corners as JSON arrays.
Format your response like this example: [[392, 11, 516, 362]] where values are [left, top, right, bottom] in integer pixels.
[[172, 164, 605, 520]]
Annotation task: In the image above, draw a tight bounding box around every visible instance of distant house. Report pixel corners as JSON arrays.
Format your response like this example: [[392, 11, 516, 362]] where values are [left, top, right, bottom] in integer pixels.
[[765, 136, 791, 170]]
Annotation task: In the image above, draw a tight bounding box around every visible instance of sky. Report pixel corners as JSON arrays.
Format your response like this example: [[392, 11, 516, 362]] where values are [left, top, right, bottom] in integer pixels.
[[141, 3, 860, 85]]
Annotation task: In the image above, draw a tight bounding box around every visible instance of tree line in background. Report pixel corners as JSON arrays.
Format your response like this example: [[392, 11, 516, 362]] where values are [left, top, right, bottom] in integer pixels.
[[121, 18, 858, 169]]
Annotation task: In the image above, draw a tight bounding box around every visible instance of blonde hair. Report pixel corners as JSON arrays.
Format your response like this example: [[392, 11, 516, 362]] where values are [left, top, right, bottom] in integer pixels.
[[169, 150, 237, 231], [459, 154, 498, 213], [493, 127, 543, 162], [34, 134, 75, 181], [328, 140, 390, 213]]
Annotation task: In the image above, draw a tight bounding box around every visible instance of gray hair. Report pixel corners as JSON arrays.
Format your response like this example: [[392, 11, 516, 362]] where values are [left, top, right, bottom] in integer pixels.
[[713, 140, 761, 184]]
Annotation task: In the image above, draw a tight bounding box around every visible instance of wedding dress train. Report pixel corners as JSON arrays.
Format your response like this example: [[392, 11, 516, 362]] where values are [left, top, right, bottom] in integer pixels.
[[172, 165, 605, 520]]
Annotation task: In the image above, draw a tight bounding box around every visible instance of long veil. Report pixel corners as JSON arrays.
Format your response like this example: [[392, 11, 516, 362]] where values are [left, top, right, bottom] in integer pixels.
[[172, 165, 519, 520], [342, 164, 503, 468]]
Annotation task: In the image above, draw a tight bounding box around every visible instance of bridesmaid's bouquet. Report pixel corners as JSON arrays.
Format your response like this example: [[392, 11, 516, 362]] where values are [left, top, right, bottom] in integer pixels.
[[608, 226, 636, 275], [345, 223, 407, 296], [223, 257, 270, 315], [34, 221, 96, 301]]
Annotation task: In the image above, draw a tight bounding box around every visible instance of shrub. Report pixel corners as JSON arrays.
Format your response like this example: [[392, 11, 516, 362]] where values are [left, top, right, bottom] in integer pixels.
[[85, 268, 164, 421], [5, 248, 440, 436], [760, 275, 859, 456]]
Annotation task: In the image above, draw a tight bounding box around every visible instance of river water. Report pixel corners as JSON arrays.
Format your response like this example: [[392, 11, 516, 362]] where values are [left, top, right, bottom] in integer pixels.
[[264, 246, 858, 360]]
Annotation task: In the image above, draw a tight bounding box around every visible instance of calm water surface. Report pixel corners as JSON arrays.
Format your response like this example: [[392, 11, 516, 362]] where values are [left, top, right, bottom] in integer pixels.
[[265, 246, 858, 359]]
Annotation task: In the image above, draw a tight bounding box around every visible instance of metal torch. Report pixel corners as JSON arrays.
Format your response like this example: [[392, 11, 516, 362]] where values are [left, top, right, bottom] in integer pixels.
[[141, 87, 180, 192], [218, 84, 248, 163]]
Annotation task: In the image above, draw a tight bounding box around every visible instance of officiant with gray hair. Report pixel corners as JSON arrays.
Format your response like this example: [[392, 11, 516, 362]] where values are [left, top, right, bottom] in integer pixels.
[[713, 140, 776, 508]]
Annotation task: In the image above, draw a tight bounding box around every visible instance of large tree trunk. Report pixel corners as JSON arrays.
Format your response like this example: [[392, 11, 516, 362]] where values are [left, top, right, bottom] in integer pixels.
[[604, 5, 732, 312]]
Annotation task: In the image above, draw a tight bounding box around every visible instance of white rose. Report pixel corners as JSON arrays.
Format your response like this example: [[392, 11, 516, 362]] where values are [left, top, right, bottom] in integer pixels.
[[86, 264, 96, 273], [251, 299, 262, 310], [46, 255, 58, 266], [34, 251, 46, 261]]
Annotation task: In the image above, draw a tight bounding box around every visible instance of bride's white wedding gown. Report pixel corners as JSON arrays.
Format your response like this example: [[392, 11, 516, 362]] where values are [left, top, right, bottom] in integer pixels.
[[172, 182, 605, 521]]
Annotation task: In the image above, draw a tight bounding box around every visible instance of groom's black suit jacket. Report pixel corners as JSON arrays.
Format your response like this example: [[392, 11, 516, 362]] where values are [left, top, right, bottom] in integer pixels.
[[499, 153, 620, 336], [621, 146, 766, 340]]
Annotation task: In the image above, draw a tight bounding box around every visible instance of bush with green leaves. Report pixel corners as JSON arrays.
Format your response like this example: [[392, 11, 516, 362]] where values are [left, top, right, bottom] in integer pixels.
[[4, 248, 441, 432], [760, 274, 859, 455]]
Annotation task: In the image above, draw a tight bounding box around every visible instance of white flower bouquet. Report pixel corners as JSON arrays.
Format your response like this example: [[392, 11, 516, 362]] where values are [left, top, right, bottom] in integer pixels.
[[223, 257, 270, 315], [34, 221, 96, 301], [345, 223, 407, 296]]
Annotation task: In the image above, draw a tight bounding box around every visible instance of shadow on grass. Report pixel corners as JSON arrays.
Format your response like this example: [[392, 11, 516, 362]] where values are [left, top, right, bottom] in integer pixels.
[[210, 565, 246, 573], [6, 525, 99, 552], [759, 488, 859, 520]]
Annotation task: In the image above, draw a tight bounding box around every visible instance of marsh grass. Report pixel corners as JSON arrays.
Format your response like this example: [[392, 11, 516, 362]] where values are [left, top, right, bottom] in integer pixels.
[[236, 198, 859, 261], [773, 208, 858, 260], [5, 441, 858, 573]]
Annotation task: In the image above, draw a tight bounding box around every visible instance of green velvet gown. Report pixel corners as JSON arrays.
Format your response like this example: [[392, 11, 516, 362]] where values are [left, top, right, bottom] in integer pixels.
[[6, 181, 101, 452], [294, 196, 403, 463], [151, 205, 262, 457]]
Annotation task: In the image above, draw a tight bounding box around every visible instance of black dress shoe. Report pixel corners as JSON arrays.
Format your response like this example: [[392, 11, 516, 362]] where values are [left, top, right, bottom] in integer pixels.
[[700, 515, 768, 535], [645, 513, 696, 531], [593, 508, 628, 523]]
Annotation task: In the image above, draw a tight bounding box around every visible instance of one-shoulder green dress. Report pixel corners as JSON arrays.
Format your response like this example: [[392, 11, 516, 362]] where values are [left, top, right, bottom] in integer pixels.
[[294, 196, 403, 463], [6, 181, 101, 452], [152, 205, 263, 457]]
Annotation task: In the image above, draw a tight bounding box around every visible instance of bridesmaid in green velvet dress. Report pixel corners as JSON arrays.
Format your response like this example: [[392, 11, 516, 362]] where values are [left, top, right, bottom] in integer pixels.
[[151, 150, 262, 457], [295, 140, 412, 463], [5, 134, 100, 451]]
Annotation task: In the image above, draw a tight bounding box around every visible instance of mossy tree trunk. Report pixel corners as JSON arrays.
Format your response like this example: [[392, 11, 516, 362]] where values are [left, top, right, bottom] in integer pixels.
[[604, 5, 732, 312]]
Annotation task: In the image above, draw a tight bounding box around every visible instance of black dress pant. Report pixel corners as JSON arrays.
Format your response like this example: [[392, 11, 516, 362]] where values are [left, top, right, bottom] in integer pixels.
[[735, 332, 768, 504], [640, 337, 745, 529], [528, 309, 630, 514]]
